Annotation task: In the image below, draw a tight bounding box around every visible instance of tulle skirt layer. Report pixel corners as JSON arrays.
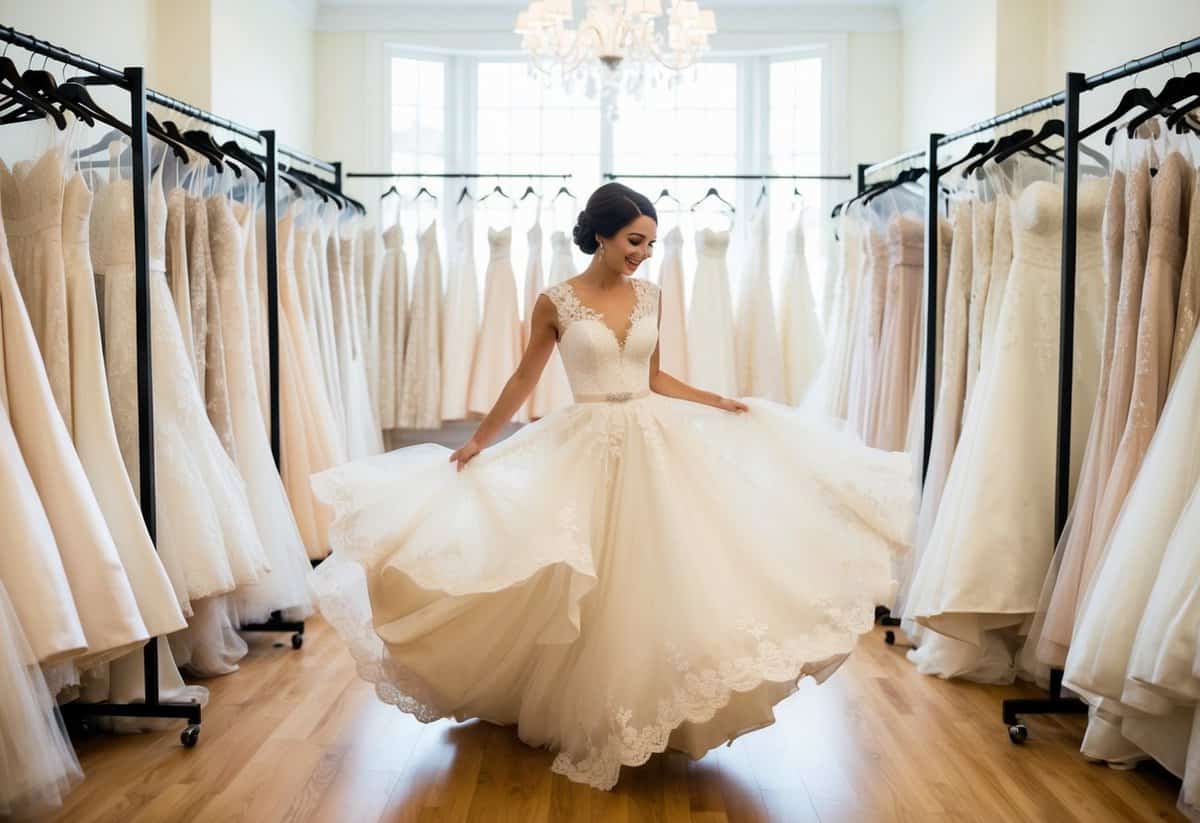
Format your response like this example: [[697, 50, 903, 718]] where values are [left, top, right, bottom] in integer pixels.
[[310, 394, 914, 790]]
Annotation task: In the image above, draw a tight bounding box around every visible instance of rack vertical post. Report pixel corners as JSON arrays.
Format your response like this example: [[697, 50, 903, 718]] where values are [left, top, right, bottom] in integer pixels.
[[922, 132, 944, 482], [1000, 71, 1091, 740]]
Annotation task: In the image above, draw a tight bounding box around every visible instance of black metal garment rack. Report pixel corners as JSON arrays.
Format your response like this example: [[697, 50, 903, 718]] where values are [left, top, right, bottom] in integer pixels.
[[851, 34, 1200, 740], [0, 24, 345, 745]]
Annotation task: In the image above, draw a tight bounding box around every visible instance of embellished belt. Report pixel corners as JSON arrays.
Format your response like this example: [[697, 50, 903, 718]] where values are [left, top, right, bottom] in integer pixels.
[[574, 389, 651, 404]]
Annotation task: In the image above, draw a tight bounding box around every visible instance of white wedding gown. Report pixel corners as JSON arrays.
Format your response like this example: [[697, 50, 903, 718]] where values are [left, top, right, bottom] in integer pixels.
[[310, 275, 916, 791], [655, 225, 688, 381], [468, 226, 524, 416], [778, 216, 824, 406], [537, 230, 575, 413], [398, 221, 443, 429], [440, 213, 478, 421], [734, 209, 785, 401], [687, 228, 738, 397]]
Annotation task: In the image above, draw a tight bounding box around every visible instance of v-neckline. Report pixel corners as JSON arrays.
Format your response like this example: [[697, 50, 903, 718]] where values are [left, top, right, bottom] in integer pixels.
[[566, 278, 641, 351]]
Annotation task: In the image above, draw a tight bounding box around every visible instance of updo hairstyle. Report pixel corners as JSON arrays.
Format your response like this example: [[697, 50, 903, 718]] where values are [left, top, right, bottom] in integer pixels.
[[571, 182, 658, 254]]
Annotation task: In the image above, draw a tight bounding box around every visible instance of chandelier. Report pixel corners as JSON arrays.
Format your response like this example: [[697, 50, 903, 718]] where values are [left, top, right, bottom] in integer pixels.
[[514, 0, 717, 119]]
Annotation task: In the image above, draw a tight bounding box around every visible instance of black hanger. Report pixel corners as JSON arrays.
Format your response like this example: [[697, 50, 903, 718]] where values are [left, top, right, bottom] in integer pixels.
[[479, 183, 511, 203], [862, 167, 926, 206], [184, 129, 241, 177], [457, 184, 474, 204], [937, 139, 993, 177], [690, 186, 735, 213], [653, 187, 680, 209], [220, 140, 266, 182], [414, 185, 438, 204], [159, 119, 225, 168], [755, 180, 768, 208], [1121, 68, 1200, 138], [519, 184, 539, 201], [1079, 83, 1160, 141], [962, 129, 1033, 177], [0, 51, 66, 128], [20, 61, 96, 127], [553, 183, 575, 201], [381, 184, 401, 199]]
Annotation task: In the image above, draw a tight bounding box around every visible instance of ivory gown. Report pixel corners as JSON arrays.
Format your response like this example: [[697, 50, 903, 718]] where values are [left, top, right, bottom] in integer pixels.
[[962, 198, 995, 418], [441, 213, 479, 421], [868, 213, 923, 451], [734, 208, 785, 401], [778, 217, 824, 406], [686, 229, 738, 398], [655, 225, 688, 382], [310, 275, 915, 791], [397, 221, 443, 429], [538, 230, 575, 413], [845, 223, 887, 443], [377, 224, 409, 429], [812, 212, 862, 418], [468, 226, 524, 417], [523, 221, 550, 420]]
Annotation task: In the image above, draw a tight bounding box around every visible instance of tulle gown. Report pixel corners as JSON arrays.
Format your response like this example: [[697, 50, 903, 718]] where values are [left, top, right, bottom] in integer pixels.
[[0, 579, 82, 817], [686, 229, 738, 397], [441, 213, 478, 421], [734, 209, 785, 401], [310, 274, 916, 791], [812, 212, 862, 418], [655, 225, 688, 381], [778, 217, 824, 406], [468, 226, 524, 416], [523, 221, 550, 420], [845, 223, 887, 442]]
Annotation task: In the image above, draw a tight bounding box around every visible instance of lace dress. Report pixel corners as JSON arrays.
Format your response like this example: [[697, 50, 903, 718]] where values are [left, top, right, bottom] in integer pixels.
[[398, 221, 443, 428], [778, 217, 824, 406], [310, 275, 915, 791], [377, 224, 408, 429], [538, 230, 575, 414], [441, 213, 478, 421]]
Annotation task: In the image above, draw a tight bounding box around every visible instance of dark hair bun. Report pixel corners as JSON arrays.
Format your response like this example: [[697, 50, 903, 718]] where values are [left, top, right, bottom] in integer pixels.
[[572, 210, 598, 254], [571, 182, 657, 254]]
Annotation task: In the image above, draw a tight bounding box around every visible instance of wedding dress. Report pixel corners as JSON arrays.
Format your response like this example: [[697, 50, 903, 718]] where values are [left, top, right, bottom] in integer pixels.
[[0, 579, 82, 817], [962, 198, 995, 418], [812, 212, 862, 418], [539, 230, 575, 413], [1172, 167, 1200, 382], [441, 212, 478, 421], [398, 220, 442, 428], [377, 224, 408, 429], [2, 151, 147, 671], [868, 213, 923, 451], [655, 225, 688, 381], [686, 229, 738, 397], [778, 216, 824, 406], [363, 225, 385, 421], [207, 192, 314, 622], [329, 216, 383, 459], [523, 221, 550, 420], [164, 186, 197, 384], [61, 171, 184, 640], [310, 274, 915, 791], [845, 223, 887, 442], [183, 192, 210, 393], [468, 226, 524, 416], [734, 209, 785, 401], [903, 178, 1108, 665]]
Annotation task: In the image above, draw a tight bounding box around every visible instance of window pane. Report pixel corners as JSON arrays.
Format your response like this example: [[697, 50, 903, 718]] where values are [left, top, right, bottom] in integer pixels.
[[389, 55, 447, 176]]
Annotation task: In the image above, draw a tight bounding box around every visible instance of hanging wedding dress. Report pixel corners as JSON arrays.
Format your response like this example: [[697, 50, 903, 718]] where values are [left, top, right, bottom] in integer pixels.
[[377, 223, 408, 429], [538, 229, 576, 413], [811, 212, 862, 418], [2, 149, 148, 671], [398, 220, 442, 428], [655, 225, 688, 381], [0, 578, 82, 817], [441, 211, 479, 421], [61, 170, 184, 640], [363, 224, 385, 421], [845, 222, 888, 442], [734, 208, 785, 401], [312, 205, 346, 446], [190, 185, 237, 457], [897, 200, 971, 642], [469, 225, 524, 416], [234, 200, 269, 428], [687, 228, 738, 397], [207, 191, 314, 622], [962, 197, 995, 417], [903, 177, 1108, 674], [523, 220, 550, 420], [778, 216, 824, 406], [165, 185, 197, 383], [183, 191, 210, 393], [329, 214, 383, 459], [96, 168, 269, 619], [868, 212, 924, 451], [310, 274, 916, 791]]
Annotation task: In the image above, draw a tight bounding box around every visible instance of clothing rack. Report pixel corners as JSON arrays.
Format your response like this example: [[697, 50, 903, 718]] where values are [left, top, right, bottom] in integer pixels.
[[0, 25, 344, 742], [0, 25, 202, 746], [347, 172, 572, 179], [860, 33, 1200, 737], [605, 172, 852, 181]]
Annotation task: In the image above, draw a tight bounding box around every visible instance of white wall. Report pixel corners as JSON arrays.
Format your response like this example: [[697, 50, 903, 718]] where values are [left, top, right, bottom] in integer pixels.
[[848, 31, 904, 170], [210, 0, 318, 151], [899, 0, 998, 147]]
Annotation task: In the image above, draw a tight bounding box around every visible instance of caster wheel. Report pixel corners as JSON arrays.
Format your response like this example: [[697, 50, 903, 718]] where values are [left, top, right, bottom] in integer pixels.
[[884, 630, 896, 645], [181, 725, 200, 748], [291, 633, 304, 650], [1008, 724, 1028, 745]]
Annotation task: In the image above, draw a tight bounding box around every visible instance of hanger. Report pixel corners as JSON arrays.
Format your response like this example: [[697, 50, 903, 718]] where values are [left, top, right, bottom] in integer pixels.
[[653, 187, 680, 210], [456, 183, 474, 204], [1079, 79, 1160, 141], [220, 139, 266, 182], [690, 186, 735, 214], [755, 180, 769, 208], [381, 184, 400, 199], [413, 185, 438, 204], [553, 183, 575, 203], [961, 128, 1034, 176], [862, 167, 926, 206], [479, 183, 511, 203], [519, 183, 539, 201]]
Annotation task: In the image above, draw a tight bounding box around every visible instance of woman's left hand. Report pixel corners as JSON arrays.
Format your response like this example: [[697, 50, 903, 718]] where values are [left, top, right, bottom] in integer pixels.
[[716, 396, 749, 413]]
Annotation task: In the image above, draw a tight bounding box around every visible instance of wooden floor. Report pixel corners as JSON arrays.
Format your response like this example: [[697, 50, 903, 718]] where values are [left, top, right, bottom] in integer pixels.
[[32, 618, 1186, 823]]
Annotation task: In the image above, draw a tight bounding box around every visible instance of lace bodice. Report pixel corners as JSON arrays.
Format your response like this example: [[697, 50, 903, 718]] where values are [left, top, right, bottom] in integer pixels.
[[697, 228, 731, 259], [1012, 177, 1108, 270], [543, 278, 660, 401], [488, 226, 512, 260]]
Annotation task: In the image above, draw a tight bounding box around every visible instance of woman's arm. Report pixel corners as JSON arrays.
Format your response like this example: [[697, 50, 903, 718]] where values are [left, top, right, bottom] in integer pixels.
[[449, 293, 559, 469], [647, 295, 747, 412]]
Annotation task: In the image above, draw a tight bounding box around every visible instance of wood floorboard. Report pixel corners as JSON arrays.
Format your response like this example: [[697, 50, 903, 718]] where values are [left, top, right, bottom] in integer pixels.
[[30, 618, 1186, 823]]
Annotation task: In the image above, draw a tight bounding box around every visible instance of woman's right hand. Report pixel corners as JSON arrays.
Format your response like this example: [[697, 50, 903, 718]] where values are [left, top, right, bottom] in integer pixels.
[[449, 438, 483, 472]]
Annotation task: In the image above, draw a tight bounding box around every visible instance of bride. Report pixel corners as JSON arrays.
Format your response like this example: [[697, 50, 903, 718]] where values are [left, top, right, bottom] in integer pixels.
[[309, 182, 916, 791]]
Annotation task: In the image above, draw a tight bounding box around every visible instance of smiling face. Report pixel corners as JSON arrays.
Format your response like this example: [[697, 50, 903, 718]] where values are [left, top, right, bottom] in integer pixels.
[[597, 214, 658, 276]]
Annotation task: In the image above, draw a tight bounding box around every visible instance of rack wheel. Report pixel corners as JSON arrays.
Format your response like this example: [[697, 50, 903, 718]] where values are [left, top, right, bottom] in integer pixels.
[[1008, 724, 1028, 745], [884, 630, 896, 645], [291, 633, 304, 650], [181, 725, 201, 748]]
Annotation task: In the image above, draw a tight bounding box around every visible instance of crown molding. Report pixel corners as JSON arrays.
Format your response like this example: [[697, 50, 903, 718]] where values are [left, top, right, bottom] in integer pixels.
[[316, 4, 900, 34]]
